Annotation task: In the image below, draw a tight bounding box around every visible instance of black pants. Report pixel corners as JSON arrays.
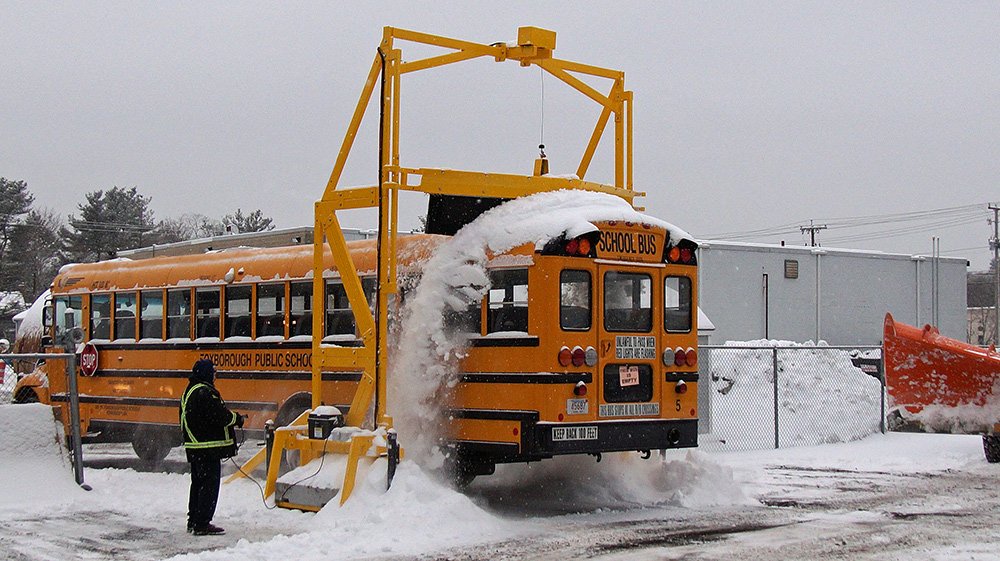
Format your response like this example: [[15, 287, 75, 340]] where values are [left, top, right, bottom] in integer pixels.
[[187, 456, 221, 529]]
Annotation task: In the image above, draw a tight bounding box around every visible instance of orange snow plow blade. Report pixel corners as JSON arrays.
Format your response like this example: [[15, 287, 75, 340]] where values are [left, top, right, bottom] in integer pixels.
[[883, 313, 1000, 435]]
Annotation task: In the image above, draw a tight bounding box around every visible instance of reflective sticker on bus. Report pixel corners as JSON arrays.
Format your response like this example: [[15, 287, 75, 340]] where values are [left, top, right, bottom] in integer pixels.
[[615, 335, 656, 360], [552, 426, 598, 441], [599, 403, 660, 417]]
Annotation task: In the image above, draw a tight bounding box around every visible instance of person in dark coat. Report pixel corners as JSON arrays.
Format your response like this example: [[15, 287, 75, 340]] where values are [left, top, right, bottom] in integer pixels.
[[180, 359, 242, 535]]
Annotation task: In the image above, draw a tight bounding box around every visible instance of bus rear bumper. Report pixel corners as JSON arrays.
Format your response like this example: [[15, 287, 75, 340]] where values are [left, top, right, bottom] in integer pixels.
[[533, 418, 698, 456]]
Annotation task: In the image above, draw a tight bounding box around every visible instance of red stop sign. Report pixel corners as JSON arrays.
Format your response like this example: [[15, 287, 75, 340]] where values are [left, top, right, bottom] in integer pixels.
[[79, 343, 99, 376]]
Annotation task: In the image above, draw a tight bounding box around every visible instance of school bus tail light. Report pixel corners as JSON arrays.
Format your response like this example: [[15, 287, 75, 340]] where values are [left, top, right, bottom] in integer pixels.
[[584, 346, 598, 366], [685, 347, 698, 367], [558, 346, 572, 367], [541, 231, 600, 258], [574, 381, 587, 396], [667, 244, 697, 265], [673, 347, 687, 367], [571, 346, 586, 367], [675, 380, 688, 394]]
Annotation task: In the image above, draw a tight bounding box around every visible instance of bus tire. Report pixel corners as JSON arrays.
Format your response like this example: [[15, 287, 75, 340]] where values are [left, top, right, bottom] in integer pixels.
[[132, 426, 174, 464], [13, 388, 39, 403], [984, 435, 1000, 463]]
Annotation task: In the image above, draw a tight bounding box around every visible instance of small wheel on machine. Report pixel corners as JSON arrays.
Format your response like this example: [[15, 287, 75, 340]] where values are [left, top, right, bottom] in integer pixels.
[[983, 434, 1000, 463]]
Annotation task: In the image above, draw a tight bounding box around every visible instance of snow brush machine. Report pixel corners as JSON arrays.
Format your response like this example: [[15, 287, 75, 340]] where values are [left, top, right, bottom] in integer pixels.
[[883, 313, 1000, 463], [226, 25, 646, 509]]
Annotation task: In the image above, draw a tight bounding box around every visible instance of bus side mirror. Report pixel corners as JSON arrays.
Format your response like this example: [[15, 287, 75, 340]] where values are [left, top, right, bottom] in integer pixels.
[[42, 304, 54, 328]]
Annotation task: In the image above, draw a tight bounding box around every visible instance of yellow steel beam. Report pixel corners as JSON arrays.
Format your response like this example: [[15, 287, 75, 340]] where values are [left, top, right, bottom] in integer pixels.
[[400, 50, 484, 74], [578, 102, 613, 181], [393, 167, 642, 201], [323, 55, 383, 201], [537, 59, 614, 110]]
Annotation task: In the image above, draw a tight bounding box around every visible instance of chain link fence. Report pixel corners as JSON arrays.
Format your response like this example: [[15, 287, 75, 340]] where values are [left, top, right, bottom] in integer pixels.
[[0, 358, 17, 404], [698, 344, 884, 452]]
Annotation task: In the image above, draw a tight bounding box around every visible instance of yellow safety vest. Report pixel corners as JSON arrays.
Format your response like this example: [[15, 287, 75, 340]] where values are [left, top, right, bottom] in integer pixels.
[[180, 383, 235, 450]]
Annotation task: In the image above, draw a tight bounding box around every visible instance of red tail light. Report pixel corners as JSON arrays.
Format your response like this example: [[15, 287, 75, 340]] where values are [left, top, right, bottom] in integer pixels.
[[680, 248, 692, 263], [574, 381, 587, 396], [558, 346, 572, 367], [571, 346, 585, 367], [674, 348, 687, 366], [565, 239, 579, 255], [675, 380, 688, 394], [685, 348, 697, 367]]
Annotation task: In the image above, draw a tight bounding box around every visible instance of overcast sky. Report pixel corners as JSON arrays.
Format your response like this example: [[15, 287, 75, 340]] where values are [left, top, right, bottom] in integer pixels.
[[2, 1, 998, 269]]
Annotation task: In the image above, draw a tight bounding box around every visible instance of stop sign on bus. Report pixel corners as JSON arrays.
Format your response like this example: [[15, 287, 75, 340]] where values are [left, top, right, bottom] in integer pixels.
[[79, 343, 99, 376]]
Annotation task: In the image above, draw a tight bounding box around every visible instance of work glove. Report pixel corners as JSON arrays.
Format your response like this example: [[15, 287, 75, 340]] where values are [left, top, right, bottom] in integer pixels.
[[235, 413, 245, 428]]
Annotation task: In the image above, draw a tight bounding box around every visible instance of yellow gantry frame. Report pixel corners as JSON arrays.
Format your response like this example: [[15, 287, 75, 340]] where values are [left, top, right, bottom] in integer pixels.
[[255, 25, 641, 507], [313, 25, 638, 427]]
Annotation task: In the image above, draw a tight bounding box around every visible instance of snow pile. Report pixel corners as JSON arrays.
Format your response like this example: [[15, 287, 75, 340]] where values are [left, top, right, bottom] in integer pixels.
[[389, 190, 688, 463], [708, 340, 883, 448], [177, 463, 517, 561], [0, 403, 82, 509]]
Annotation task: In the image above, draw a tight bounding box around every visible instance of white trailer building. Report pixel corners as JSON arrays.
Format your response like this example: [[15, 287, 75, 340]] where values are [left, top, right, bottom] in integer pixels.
[[697, 241, 968, 345]]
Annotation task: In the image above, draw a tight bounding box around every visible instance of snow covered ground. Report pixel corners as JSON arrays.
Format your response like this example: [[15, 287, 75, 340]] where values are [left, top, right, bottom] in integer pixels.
[[1, 403, 997, 561]]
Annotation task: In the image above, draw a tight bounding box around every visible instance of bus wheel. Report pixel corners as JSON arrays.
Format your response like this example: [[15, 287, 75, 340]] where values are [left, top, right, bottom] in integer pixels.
[[13, 388, 39, 403], [132, 427, 174, 464], [984, 435, 1000, 463]]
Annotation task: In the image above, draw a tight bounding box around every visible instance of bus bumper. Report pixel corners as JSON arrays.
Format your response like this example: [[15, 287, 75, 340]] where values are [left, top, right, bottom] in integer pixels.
[[533, 418, 698, 456]]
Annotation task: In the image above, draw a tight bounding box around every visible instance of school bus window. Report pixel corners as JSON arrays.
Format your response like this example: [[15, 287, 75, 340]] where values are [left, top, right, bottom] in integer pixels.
[[225, 285, 252, 338], [55, 296, 83, 335], [560, 269, 591, 331], [604, 271, 652, 332], [167, 289, 192, 339], [289, 281, 312, 337], [90, 294, 111, 340], [114, 292, 137, 340], [196, 288, 220, 339], [443, 301, 482, 334], [664, 276, 692, 333], [140, 290, 164, 339], [325, 280, 354, 336], [487, 268, 528, 333], [256, 283, 286, 338]]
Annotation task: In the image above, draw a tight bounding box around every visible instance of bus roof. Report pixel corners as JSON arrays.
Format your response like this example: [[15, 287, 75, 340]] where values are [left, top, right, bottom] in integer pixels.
[[52, 234, 450, 293]]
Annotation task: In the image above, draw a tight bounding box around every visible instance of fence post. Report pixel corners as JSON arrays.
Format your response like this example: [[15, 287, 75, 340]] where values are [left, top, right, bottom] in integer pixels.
[[772, 347, 779, 449], [65, 351, 87, 488], [880, 352, 887, 434]]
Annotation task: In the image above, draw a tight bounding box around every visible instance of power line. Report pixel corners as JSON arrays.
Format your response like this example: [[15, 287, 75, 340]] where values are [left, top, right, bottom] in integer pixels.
[[702, 203, 989, 245]]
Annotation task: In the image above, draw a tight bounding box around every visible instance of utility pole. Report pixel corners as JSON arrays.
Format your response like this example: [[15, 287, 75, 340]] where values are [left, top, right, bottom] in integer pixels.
[[990, 204, 1000, 345], [800, 220, 828, 247]]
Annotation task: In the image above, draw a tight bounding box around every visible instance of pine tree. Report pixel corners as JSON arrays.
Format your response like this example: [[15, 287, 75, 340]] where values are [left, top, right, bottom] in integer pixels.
[[0, 178, 35, 284], [64, 186, 155, 262], [7, 209, 65, 300], [222, 209, 275, 234]]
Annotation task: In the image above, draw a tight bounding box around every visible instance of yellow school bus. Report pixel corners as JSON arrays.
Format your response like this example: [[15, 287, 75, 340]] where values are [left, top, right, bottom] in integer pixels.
[[449, 218, 698, 480], [22, 217, 698, 475]]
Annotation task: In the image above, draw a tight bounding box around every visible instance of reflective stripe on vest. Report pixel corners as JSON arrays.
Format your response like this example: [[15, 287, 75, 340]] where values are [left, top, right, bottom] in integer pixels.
[[180, 383, 235, 450]]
